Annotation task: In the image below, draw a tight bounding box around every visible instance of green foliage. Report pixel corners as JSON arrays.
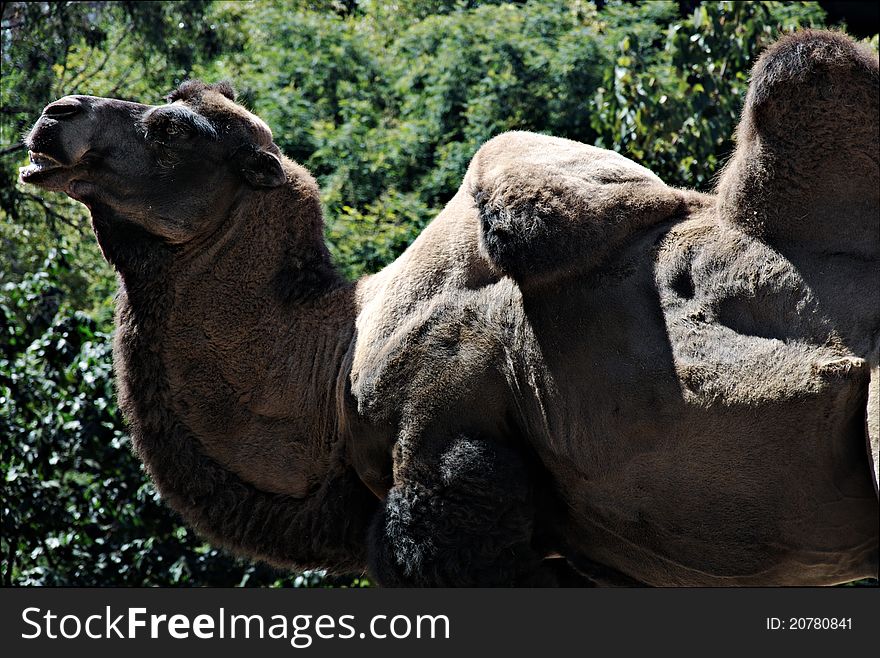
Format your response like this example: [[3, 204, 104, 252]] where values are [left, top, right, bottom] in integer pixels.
[[327, 190, 433, 279], [2, 1, 875, 586], [590, 1, 826, 187]]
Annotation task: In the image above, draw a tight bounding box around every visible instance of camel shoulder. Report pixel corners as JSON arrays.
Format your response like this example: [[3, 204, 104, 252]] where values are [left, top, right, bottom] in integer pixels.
[[467, 131, 685, 286]]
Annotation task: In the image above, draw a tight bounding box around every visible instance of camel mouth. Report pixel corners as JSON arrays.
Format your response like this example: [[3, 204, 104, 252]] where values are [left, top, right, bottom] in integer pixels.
[[19, 151, 68, 185]]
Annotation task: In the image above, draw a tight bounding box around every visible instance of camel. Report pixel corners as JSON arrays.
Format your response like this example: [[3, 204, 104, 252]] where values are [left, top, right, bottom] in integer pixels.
[[20, 30, 878, 586]]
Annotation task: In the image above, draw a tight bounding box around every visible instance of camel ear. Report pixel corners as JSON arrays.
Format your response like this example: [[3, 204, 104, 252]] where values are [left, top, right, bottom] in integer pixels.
[[241, 148, 286, 188]]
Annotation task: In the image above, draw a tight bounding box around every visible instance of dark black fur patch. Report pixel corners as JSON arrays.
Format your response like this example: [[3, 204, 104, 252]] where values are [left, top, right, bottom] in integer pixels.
[[368, 436, 565, 586]]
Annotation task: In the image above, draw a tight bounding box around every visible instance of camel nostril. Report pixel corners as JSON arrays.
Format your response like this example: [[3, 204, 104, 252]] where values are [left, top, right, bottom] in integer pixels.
[[43, 100, 82, 119]]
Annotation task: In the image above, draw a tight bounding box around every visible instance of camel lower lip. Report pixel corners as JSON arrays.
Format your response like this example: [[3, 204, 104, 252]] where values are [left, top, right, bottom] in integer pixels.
[[19, 151, 66, 183], [19, 163, 62, 182]]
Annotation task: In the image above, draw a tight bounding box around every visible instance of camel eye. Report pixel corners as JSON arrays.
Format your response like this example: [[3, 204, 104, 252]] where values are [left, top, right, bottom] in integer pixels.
[[166, 121, 196, 137], [149, 120, 192, 145], [142, 106, 217, 148]]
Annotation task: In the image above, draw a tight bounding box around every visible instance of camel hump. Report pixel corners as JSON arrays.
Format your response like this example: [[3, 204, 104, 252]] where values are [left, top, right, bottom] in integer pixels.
[[468, 131, 684, 286]]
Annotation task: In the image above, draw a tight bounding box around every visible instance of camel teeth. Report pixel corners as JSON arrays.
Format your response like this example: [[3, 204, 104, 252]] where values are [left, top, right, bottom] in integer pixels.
[[28, 151, 62, 168]]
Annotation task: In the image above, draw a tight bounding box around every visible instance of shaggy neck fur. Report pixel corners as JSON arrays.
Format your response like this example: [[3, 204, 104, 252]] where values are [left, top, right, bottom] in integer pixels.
[[94, 164, 378, 573]]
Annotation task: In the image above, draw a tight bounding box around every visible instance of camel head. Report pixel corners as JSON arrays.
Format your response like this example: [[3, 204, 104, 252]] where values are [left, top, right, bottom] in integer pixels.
[[20, 80, 288, 263]]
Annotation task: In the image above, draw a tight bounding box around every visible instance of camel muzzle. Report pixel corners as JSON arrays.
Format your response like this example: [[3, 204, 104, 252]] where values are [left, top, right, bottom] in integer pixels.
[[19, 96, 101, 189]]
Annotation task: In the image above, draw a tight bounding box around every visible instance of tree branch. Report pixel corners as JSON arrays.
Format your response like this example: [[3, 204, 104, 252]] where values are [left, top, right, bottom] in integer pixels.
[[61, 43, 97, 90], [0, 143, 26, 157], [3, 539, 15, 587], [109, 62, 138, 96], [52, 4, 71, 97], [22, 192, 84, 233], [67, 29, 129, 91]]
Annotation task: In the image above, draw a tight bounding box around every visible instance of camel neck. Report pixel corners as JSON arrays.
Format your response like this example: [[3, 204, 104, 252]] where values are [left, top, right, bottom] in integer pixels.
[[133, 189, 356, 498], [106, 186, 376, 572]]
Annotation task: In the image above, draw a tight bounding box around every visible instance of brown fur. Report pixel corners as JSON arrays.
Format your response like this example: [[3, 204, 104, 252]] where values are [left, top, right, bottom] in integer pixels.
[[469, 131, 685, 288], [20, 32, 879, 585]]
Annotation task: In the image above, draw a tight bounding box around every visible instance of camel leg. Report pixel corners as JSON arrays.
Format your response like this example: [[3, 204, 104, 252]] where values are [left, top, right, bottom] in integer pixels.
[[367, 435, 563, 586]]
